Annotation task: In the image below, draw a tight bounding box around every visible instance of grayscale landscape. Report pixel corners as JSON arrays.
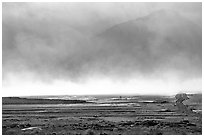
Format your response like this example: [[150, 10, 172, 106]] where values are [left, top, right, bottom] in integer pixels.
[[2, 94, 202, 135], [2, 2, 202, 135]]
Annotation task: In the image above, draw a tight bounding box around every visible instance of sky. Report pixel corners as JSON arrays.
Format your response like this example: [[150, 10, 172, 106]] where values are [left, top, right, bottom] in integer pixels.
[[2, 2, 202, 96]]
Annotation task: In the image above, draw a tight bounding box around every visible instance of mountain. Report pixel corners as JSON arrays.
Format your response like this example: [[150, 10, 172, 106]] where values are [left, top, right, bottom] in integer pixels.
[[94, 9, 201, 76]]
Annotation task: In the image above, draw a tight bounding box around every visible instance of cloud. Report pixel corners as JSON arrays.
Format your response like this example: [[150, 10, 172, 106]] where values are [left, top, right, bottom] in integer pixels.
[[3, 2, 202, 85], [95, 9, 201, 80]]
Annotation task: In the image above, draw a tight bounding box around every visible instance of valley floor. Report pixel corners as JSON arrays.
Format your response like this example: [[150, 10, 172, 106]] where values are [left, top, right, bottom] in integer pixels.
[[2, 95, 202, 135]]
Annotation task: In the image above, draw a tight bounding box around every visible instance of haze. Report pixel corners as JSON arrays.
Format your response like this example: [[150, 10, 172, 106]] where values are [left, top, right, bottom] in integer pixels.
[[2, 2, 202, 96]]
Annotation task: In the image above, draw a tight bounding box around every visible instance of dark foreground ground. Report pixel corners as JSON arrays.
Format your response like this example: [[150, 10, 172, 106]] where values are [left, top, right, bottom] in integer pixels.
[[2, 94, 202, 135]]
